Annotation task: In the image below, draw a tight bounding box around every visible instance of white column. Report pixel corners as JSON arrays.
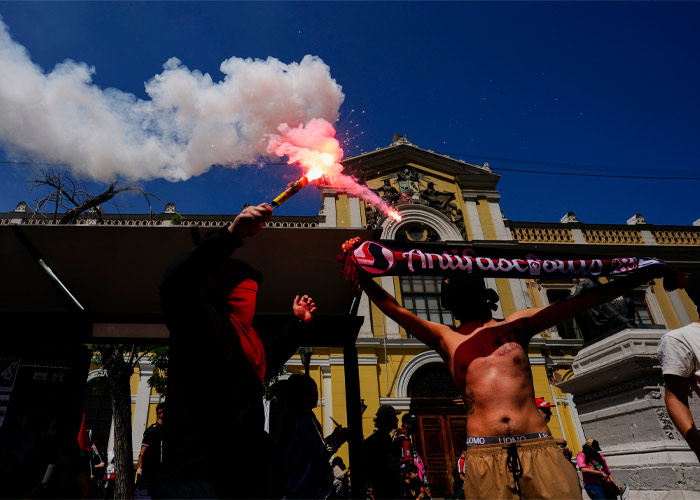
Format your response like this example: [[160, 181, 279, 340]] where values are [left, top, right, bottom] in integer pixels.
[[668, 290, 692, 326], [570, 228, 586, 244], [320, 190, 337, 228], [107, 420, 115, 459], [639, 229, 657, 245], [380, 276, 401, 338], [563, 393, 587, 447], [357, 292, 373, 338], [348, 197, 363, 228], [462, 194, 484, 240], [263, 398, 271, 433], [538, 286, 561, 339], [509, 279, 530, 310], [486, 196, 511, 241], [645, 287, 666, 326], [487, 193, 530, 309], [322, 366, 333, 435], [131, 362, 154, 462]]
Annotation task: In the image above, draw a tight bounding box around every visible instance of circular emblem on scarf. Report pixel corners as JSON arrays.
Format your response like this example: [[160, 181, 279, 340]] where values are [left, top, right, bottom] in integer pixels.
[[353, 241, 396, 275]]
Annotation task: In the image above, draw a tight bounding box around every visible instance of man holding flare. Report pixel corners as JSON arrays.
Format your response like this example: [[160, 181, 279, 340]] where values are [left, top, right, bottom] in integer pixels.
[[158, 203, 317, 498]]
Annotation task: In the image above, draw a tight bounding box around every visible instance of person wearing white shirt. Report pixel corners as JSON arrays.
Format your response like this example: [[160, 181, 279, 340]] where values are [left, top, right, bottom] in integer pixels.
[[657, 272, 700, 461]]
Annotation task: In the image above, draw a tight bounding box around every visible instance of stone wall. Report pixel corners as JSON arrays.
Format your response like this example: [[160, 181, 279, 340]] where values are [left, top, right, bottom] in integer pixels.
[[558, 329, 700, 493]]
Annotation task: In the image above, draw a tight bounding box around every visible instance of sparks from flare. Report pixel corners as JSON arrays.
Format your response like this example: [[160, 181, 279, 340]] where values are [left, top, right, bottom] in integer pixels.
[[267, 119, 402, 221]]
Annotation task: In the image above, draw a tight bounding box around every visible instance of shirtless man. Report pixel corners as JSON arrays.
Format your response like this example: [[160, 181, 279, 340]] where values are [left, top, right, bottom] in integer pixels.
[[342, 237, 678, 499]]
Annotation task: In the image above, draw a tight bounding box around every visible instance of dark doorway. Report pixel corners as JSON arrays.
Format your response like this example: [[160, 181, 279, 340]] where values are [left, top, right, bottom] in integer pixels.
[[408, 363, 466, 498]]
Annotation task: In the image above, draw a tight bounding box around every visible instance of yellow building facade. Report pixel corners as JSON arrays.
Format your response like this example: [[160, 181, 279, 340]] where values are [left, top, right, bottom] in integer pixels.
[[278, 136, 699, 492], [6, 135, 697, 494]]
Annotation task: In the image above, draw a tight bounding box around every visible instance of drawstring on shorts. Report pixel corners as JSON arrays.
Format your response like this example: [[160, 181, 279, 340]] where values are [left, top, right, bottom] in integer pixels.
[[505, 442, 523, 499]]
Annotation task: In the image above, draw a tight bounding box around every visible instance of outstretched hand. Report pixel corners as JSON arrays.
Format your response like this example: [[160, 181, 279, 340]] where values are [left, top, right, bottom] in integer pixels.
[[639, 260, 686, 291], [329, 425, 351, 446], [341, 237, 362, 254], [293, 294, 317, 323], [664, 266, 687, 291], [228, 203, 272, 239]]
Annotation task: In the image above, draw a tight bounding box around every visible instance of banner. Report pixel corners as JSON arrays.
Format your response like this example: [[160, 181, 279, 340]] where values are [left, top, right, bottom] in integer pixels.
[[346, 240, 669, 280]]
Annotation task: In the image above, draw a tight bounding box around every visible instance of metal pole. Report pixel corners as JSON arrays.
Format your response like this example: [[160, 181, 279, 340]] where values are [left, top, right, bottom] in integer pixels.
[[11, 226, 85, 311], [344, 340, 365, 499], [549, 382, 567, 441]]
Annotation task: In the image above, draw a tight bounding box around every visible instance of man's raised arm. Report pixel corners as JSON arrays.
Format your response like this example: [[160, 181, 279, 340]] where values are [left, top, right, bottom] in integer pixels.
[[343, 238, 448, 350], [518, 264, 679, 337], [160, 203, 272, 301]]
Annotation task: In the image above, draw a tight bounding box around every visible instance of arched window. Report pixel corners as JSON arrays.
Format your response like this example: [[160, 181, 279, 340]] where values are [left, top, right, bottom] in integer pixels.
[[408, 363, 460, 399]]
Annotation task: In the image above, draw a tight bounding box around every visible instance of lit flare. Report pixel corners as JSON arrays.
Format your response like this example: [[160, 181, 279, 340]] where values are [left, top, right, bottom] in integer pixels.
[[270, 175, 310, 208], [267, 119, 404, 221]]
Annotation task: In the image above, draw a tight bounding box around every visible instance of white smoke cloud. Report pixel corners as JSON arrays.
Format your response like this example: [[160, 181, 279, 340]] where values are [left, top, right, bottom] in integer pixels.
[[0, 18, 344, 182]]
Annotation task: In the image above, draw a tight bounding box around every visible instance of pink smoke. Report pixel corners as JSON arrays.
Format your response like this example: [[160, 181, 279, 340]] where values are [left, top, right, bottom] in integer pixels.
[[267, 119, 401, 221]]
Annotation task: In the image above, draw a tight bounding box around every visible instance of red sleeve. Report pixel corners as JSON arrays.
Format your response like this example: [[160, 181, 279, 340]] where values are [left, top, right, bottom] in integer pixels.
[[401, 439, 413, 464]]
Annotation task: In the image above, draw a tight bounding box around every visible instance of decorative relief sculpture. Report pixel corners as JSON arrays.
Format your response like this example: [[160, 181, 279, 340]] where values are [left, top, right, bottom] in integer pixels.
[[372, 179, 401, 206], [397, 166, 421, 202], [418, 181, 466, 238], [361, 169, 465, 237], [572, 278, 636, 342]]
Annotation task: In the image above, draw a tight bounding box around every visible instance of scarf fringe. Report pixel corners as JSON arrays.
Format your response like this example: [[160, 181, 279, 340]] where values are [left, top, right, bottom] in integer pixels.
[[337, 250, 360, 296]]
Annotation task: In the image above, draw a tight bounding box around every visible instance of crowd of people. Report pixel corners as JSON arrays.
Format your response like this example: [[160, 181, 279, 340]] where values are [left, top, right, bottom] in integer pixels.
[[65, 203, 698, 499], [363, 405, 430, 500]]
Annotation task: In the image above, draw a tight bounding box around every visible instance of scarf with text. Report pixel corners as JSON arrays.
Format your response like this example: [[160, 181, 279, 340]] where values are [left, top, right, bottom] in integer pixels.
[[339, 239, 672, 293]]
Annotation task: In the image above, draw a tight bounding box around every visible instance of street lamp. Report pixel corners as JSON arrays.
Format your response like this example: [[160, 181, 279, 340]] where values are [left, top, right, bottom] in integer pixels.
[[360, 399, 367, 416], [299, 346, 314, 375]]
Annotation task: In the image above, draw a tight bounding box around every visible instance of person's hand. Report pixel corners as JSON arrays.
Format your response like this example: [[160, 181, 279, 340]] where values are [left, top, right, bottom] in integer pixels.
[[293, 295, 317, 322], [327, 425, 350, 448], [228, 203, 272, 239], [664, 266, 687, 291], [638, 260, 686, 291], [341, 237, 362, 254]]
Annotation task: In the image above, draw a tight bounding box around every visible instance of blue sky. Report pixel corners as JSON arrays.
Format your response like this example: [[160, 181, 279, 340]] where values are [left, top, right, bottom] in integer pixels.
[[0, 2, 698, 225]]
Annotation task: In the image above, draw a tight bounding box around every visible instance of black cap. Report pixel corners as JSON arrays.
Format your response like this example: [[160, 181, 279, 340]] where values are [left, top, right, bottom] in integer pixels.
[[402, 413, 418, 424]]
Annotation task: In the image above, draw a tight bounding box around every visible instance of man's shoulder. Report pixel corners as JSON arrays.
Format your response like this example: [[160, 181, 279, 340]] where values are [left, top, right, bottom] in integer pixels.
[[659, 323, 700, 351], [658, 324, 700, 376], [392, 429, 407, 440], [143, 422, 163, 439], [665, 322, 700, 338]]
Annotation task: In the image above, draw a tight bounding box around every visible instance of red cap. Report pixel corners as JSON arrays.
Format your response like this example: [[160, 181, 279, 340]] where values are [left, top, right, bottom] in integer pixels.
[[535, 397, 554, 408]]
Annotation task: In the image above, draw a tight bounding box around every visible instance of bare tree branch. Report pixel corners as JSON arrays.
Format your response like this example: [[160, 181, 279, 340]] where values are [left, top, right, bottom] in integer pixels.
[[28, 169, 174, 224]]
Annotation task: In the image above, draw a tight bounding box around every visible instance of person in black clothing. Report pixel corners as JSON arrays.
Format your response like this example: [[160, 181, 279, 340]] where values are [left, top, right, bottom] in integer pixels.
[[279, 374, 349, 499], [136, 402, 165, 495], [363, 405, 404, 499], [157, 203, 317, 499], [400, 463, 430, 500]]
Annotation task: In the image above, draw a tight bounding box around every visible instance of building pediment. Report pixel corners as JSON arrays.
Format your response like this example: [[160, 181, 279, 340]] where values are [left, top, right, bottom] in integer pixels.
[[342, 139, 500, 191]]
